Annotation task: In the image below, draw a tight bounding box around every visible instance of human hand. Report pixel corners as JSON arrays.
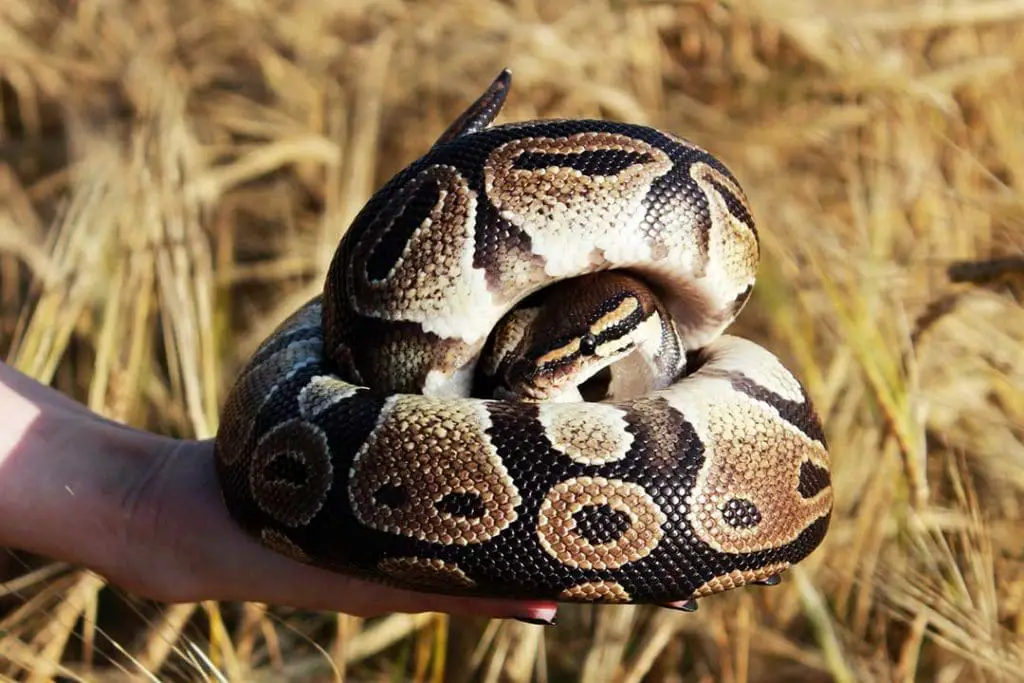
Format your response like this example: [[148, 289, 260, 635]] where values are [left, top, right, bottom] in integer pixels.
[[0, 362, 557, 623]]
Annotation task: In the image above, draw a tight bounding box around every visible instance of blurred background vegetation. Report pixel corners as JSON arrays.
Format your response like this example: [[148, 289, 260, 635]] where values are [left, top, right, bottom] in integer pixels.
[[2, 0, 1023, 681]]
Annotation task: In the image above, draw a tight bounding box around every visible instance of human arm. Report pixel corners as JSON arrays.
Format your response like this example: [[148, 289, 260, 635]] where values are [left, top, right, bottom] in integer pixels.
[[0, 361, 557, 622]]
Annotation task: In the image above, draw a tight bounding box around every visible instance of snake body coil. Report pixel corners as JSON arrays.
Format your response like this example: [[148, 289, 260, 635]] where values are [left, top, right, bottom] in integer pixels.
[[214, 70, 833, 606]]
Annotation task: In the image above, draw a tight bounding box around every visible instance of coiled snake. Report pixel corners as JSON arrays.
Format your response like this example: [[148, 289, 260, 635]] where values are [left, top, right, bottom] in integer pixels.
[[214, 70, 833, 608]]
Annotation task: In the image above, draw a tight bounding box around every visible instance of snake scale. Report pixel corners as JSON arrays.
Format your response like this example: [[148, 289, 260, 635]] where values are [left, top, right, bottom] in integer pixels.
[[214, 70, 833, 608]]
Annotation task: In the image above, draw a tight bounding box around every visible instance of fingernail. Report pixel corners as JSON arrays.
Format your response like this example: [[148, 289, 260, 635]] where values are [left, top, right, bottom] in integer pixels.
[[659, 599, 698, 612], [754, 575, 782, 586], [514, 615, 558, 626]]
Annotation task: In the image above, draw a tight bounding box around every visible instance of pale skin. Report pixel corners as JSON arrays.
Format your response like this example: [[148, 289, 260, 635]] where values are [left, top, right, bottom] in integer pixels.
[[0, 361, 558, 623]]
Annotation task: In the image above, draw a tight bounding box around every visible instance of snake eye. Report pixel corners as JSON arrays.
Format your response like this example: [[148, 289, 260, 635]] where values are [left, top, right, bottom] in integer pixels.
[[579, 334, 598, 355]]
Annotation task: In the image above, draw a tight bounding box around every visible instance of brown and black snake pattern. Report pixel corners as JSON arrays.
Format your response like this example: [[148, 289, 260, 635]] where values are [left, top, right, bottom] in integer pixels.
[[214, 70, 833, 606]]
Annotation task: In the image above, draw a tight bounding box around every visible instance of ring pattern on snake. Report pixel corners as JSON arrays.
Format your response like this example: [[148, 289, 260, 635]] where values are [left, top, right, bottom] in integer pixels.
[[214, 69, 833, 606]]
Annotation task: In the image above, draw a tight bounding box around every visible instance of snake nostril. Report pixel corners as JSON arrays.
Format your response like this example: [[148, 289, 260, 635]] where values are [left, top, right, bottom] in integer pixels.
[[573, 504, 631, 544], [721, 498, 761, 529], [374, 483, 410, 509], [436, 491, 486, 519]]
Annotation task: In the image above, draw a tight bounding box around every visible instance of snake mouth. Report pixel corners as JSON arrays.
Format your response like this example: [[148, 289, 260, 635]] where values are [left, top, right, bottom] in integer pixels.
[[478, 353, 634, 404]]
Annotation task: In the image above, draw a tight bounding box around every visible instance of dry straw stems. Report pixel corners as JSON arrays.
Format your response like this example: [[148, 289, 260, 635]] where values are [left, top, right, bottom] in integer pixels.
[[2, 0, 1024, 681]]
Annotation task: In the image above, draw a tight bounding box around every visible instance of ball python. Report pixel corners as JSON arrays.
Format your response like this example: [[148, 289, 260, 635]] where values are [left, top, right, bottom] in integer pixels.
[[214, 70, 833, 609]]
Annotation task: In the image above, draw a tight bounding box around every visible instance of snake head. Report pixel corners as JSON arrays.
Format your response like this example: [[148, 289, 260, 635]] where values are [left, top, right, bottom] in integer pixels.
[[501, 331, 620, 403], [482, 271, 686, 403]]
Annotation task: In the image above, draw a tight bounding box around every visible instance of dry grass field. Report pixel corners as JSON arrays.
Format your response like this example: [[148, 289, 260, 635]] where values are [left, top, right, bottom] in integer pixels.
[[2, 0, 1024, 681]]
